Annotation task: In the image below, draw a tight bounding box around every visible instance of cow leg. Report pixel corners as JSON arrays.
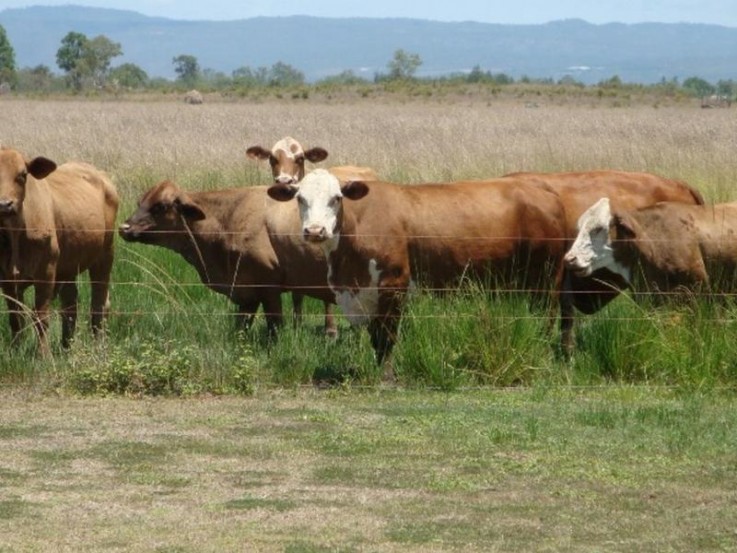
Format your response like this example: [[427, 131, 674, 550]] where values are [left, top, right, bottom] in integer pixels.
[[262, 291, 284, 338], [291, 292, 304, 327], [33, 281, 55, 358], [58, 281, 79, 349], [324, 302, 338, 338], [235, 299, 260, 332], [89, 255, 113, 338], [558, 269, 576, 359], [368, 288, 406, 381], [1, 281, 24, 345]]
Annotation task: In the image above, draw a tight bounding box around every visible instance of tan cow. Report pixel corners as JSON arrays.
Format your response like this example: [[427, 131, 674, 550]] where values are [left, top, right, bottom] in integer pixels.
[[565, 198, 737, 300], [268, 169, 568, 371], [503, 170, 705, 353], [246, 136, 377, 185], [119, 180, 337, 337], [0, 147, 118, 355]]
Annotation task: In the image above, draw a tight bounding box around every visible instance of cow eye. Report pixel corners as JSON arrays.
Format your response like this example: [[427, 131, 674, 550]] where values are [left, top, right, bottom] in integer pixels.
[[269, 157, 278, 168], [328, 196, 342, 208], [15, 171, 27, 186]]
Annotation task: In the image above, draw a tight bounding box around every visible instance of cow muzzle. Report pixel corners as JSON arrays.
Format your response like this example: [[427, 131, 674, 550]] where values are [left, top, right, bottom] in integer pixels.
[[303, 225, 328, 243], [275, 174, 298, 186], [0, 199, 17, 216], [563, 252, 593, 277], [118, 222, 140, 241]]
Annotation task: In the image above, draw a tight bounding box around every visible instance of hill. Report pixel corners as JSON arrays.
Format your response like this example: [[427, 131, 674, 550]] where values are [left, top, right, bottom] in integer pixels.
[[1, 5, 736, 84]]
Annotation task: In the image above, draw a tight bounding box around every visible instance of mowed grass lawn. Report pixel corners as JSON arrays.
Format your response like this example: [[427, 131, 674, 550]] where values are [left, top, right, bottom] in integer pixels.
[[1, 387, 736, 552]]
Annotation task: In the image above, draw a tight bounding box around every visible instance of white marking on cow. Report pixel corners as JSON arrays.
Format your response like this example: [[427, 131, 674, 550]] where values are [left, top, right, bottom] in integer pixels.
[[330, 258, 381, 326], [564, 197, 632, 282], [272, 137, 302, 160], [295, 169, 343, 245]]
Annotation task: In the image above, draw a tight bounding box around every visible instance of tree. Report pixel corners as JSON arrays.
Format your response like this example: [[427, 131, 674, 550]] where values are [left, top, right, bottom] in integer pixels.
[[15, 65, 57, 92], [56, 32, 122, 90], [84, 35, 122, 86], [387, 49, 422, 80], [109, 63, 148, 89], [682, 76, 714, 98], [56, 31, 88, 90], [173, 54, 200, 86], [268, 61, 304, 87], [0, 24, 16, 85]]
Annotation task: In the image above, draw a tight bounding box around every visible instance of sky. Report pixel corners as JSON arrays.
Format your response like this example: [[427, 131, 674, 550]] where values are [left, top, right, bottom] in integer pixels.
[[2, 0, 737, 27]]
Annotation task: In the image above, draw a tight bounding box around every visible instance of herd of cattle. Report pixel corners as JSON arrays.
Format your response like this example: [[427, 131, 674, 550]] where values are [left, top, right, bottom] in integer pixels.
[[2, 137, 735, 372]]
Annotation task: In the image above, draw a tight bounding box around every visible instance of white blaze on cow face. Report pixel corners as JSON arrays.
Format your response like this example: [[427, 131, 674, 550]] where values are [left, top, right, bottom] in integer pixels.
[[271, 137, 304, 185], [293, 169, 344, 247], [331, 258, 382, 325], [564, 197, 629, 279]]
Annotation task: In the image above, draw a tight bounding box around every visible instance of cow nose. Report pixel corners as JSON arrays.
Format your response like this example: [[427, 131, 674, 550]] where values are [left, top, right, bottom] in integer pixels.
[[0, 199, 15, 214], [119, 223, 131, 234], [303, 225, 326, 241], [563, 252, 577, 267], [275, 175, 297, 185]]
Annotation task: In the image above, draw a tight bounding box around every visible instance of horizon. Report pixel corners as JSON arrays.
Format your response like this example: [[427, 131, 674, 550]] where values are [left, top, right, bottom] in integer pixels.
[[2, 1, 737, 28]]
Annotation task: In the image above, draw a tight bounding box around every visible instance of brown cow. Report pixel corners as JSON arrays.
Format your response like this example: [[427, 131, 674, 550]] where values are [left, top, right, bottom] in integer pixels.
[[0, 147, 118, 355], [119, 180, 337, 337], [503, 170, 705, 353], [246, 136, 377, 185], [268, 169, 568, 371], [564, 198, 737, 299]]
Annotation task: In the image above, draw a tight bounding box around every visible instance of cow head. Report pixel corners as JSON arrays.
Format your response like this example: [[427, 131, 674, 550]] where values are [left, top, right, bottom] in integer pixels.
[[0, 148, 57, 217], [564, 197, 634, 283], [119, 180, 205, 243], [246, 136, 328, 185], [267, 169, 369, 246]]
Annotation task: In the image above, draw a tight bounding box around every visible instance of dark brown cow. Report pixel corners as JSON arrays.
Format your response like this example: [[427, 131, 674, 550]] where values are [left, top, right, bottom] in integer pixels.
[[565, 198, 737, 297], [503, 170, 705, 353], [268, 169, 568, 370], [0, 147, 118, 355], [119, 180, 337, 336], [246, 136, 377, 185]]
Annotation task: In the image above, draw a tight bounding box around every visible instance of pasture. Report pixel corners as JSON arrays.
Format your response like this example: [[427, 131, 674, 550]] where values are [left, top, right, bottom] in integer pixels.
[[0, 96, 736, 550]]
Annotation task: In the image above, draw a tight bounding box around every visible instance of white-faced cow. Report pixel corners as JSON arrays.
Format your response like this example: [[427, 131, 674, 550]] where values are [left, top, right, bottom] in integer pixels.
[[565, 198, 737, 299], [246, 136, 377, 185], [119, 180, 337, 337], [503, 170, 705, 353], [268, 169, 568, 370], [0, 147, 118, 355]]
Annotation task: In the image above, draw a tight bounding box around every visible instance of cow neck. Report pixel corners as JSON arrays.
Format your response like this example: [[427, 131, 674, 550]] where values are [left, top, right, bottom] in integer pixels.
[[172, 191, 238, 282], [325, 202, 363, 290]]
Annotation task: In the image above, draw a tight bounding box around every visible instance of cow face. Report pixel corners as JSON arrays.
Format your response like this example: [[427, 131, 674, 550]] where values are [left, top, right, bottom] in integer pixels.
[[0, 148, 56, 217], [564, 197, 633, 283], [119, 180, 205, 243], [246, 136, 328, 185], [267, 169, 369, 246]]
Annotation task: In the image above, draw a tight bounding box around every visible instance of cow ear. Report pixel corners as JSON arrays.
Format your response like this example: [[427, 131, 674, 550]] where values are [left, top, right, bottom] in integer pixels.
[[245, 146, 271, 161], [341, 180, 370, 201], [27, 156, 57, 180], [174, 197, 206, 221], [612, 213, 637, 240], [267, 184, 299, 202], [304, 147, 328, 163]]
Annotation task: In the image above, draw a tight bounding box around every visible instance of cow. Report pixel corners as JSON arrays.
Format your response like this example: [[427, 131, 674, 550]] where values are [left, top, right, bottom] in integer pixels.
[[267, 169, 568, 372], [502, 170, 705, 353], [564, 198, 737, 299], [0, 147, 118, 356], [246, 136, 378, 185], [119, 179, 337, 337]]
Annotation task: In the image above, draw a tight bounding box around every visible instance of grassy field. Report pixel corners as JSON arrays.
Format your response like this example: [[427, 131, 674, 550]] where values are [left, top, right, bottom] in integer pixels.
[[0, 96, 736, 550], [1, 387, 736, 552]]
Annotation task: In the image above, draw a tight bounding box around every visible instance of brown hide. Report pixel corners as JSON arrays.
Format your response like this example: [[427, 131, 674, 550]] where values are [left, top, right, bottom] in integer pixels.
[[504, 170, 705, 352], [328, 166, 378, 184], [317, 178, 568, 365], [612, 202, 737, 294], [0, 148, 118, 354], [119, 180, 335, 335]]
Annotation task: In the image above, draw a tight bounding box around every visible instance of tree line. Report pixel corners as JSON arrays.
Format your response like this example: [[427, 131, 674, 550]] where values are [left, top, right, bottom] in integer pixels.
[[0, 24, 734, 100]]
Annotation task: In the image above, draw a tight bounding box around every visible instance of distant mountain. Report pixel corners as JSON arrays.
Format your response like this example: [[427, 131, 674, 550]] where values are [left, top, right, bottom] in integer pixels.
[[1, 5, 736, 84]]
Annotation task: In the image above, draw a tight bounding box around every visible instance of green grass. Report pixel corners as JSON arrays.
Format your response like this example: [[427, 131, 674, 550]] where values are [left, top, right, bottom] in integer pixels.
[[1, 388, 735, 551]]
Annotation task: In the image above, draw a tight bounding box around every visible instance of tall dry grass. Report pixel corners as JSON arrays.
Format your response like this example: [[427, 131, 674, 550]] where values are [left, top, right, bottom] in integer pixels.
[[1, 97, 735, 202]]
